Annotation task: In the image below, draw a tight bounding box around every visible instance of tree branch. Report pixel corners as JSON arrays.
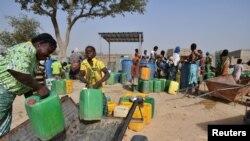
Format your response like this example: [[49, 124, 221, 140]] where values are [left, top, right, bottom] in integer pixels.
[[36, 5, 53, 17]]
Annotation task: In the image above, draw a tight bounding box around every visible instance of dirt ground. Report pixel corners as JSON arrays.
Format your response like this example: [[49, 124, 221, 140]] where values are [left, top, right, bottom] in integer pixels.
[[11, 80, 248, 141]]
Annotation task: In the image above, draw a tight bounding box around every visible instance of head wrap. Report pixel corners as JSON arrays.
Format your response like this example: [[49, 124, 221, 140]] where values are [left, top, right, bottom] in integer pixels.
[[174, 46, 180, 53], [74, 48, 79, 52], [221, 49, 229, 57], [206, 52, 210, 56]]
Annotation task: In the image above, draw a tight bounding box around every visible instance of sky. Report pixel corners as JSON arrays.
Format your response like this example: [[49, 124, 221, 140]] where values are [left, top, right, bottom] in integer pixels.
[[0, 0, 250, 56]]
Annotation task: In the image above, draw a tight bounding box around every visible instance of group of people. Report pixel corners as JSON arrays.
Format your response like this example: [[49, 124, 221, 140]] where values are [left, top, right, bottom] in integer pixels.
[[215, 49, 244, 83], [45, 48, 83, 80], [130, 43, 246, 94], [0, 33, 110, 137], [135, 46, 181, 80], [181, 45, 246, 93], [130, 45, 182, 90]]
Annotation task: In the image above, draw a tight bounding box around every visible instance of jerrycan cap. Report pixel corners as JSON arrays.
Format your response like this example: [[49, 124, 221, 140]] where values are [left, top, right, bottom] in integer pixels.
[[27, 99, 36, 105]]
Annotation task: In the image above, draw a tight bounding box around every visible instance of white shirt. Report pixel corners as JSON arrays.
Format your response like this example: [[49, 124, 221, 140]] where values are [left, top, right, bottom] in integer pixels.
[[173, 53, 180, 66], [150, 51, 155, 59], [142, 53, 149, 61]]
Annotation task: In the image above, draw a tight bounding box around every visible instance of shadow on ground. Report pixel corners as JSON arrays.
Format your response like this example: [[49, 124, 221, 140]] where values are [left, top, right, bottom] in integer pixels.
[[197, 115, 245, 131], [122, 84, 133, 91]]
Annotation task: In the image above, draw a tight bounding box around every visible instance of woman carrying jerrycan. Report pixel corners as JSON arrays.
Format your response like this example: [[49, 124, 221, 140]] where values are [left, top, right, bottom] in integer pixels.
[[0, 33, 57, 137]]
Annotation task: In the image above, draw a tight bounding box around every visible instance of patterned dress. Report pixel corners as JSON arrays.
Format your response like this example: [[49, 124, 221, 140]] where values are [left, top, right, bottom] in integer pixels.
[[0, 42, 37, 136], [188, 51, 199, 84]]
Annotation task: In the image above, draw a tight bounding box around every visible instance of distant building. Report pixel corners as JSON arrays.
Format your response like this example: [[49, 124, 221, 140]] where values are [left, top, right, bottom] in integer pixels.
[[215, 49, 250, 70], [228, 49, 250, 70], [96, 54, 132, 72]]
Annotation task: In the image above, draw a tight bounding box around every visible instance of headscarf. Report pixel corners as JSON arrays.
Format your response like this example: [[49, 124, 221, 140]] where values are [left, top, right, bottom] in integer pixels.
[[221, 49, 229, 57], [74, 48, 79, 53], [174, 46, 180, 53], [206, 52, 210, 56]]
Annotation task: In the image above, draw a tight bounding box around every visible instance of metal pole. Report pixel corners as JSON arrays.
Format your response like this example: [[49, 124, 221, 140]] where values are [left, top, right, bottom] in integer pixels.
[[113, 97, 144, 141], [109, 42, 111, 64], [99, 35, 103, 55], [139, 33, 142, 54]]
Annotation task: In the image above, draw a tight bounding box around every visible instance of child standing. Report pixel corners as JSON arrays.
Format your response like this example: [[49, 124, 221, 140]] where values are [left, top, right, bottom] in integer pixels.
[[79, 45, 110, 115], [51, 60, 62, 79], [141, 49, 149, 62], [149, 46, 158, 62], [232, 59, 244, 82]]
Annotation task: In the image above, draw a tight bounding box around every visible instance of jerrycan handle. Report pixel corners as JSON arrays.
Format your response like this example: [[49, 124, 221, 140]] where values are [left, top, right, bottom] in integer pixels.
[[40, 93, 50, 100]]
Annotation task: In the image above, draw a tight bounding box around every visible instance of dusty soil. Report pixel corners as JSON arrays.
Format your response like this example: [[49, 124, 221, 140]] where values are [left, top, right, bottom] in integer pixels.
[[11, 80, 248, 141]]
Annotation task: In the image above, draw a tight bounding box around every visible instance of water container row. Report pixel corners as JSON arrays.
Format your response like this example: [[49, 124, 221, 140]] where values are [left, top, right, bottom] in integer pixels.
[[81, 89, 145, 120], [140, 61, 156, 79], [122, 59, 156, 81], [137, 78, 179, 95], [46, 79, 73, 95], [106, 72, 127, 85], [117, 93, 154, 118], [241, 70, 250, 78], [114, 93, 155, 132]]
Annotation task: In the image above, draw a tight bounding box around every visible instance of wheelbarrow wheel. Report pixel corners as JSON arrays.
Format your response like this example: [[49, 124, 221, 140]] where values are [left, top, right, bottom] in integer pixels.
[[131, 135, 148, 141]]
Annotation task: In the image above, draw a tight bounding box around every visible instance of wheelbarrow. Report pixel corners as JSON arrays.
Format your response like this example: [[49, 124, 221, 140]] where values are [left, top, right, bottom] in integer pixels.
[[196, 75, 250, 104]]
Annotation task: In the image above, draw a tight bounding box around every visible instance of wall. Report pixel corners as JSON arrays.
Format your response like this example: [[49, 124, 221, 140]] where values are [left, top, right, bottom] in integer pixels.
[[229, 49, 250, 70], [96, 54, 132, 72]]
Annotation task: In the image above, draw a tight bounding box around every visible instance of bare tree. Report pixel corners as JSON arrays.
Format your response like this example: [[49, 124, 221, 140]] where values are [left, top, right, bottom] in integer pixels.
[[15, 0, 148, 58]]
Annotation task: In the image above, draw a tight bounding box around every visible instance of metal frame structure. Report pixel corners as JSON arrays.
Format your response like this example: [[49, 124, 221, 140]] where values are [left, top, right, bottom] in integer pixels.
[[99, 32, 143, 63]]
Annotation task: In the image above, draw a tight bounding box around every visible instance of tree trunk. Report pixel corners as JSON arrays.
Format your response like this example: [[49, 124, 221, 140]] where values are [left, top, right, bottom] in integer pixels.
[[50, 6, 75, 59], [60, 43, 67, 58], [51, 16, 65, 58]]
